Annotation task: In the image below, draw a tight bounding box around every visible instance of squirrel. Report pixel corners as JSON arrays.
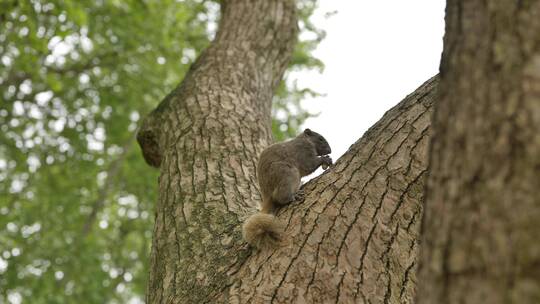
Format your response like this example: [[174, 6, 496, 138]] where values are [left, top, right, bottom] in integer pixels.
[[242, 128, 332, 249]]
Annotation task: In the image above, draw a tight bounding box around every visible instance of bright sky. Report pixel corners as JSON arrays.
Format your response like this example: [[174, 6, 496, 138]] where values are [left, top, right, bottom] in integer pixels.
[[295, 1, 446, 159]]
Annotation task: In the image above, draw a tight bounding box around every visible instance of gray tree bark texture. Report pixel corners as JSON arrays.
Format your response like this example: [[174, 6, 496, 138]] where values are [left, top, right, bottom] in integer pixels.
[[138, 0, 298, 302], [222, 77, 436, 304], [138, 0, 440, 303], [416, 1, 540, 304]]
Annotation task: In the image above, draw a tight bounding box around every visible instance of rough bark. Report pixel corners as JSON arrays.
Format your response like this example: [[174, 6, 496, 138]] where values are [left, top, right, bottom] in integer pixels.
[[139, 0, 442, 303], [138, 0, 298, 302], [417, 1, 540, 303], [222, 76, 437, 303]]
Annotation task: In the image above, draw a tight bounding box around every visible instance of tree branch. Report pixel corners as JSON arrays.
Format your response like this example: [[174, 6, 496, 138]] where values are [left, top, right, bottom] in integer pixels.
[[225, 75, 439, 303]]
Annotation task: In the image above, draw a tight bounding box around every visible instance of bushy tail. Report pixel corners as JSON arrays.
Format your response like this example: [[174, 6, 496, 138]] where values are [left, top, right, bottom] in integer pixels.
[[242, 213, 284, 249]]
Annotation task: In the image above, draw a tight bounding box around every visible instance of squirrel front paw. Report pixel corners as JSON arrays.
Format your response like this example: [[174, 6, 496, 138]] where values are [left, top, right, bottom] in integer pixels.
[[321, 155, 333, 170]]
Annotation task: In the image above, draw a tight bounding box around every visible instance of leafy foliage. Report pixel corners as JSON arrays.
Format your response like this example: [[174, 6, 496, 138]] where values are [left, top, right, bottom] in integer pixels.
[[0, 0, 324, 302]]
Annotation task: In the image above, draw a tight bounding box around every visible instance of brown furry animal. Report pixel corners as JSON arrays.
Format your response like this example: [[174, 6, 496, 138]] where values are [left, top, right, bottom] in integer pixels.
[[242, 129, 332, 249]]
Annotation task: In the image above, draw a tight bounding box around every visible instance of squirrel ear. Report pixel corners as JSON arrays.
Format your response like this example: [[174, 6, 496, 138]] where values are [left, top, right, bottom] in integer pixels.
[[304, 128, 313, 136]]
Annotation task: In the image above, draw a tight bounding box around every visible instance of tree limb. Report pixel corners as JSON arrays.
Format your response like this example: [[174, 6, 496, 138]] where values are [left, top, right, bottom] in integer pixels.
[[224, 75, 438, 303]]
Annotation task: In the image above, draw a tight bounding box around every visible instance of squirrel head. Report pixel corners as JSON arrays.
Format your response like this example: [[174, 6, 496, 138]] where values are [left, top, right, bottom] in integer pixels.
[[303, 128, 332, 156]]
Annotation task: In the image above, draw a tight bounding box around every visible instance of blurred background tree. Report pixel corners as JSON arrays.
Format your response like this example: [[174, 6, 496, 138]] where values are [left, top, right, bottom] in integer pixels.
[[0, 0, 324, 302]]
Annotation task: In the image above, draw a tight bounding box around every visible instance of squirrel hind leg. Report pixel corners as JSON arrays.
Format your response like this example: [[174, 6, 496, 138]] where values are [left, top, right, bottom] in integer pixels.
[[242, 213, 284, 249], [272, 171, 301, 206]]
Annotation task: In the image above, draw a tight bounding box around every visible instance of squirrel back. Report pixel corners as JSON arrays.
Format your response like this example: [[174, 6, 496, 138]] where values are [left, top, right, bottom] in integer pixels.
[[242, 129, 332, 249]]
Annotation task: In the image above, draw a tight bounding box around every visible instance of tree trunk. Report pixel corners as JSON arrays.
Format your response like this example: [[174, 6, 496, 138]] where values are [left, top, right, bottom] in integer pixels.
[[138, 0, 441, 303], [417, 1, 540, 303], [138, 0, 298, 302]]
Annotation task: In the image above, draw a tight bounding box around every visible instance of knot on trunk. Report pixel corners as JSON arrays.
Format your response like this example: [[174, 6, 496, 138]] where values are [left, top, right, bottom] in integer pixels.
[[137, 114, 162, 168]]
